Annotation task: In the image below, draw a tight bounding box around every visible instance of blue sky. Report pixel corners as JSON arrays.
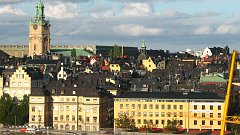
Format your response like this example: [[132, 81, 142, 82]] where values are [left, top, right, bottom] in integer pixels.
[[0, 0, 240, 52]]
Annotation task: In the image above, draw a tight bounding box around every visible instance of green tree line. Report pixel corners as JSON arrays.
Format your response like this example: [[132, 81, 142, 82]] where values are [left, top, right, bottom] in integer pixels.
[[0, 93, 29, 126]]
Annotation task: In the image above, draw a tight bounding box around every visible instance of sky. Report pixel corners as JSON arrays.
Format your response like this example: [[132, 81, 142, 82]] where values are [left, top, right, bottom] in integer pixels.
[[0, 0, 240, 52]]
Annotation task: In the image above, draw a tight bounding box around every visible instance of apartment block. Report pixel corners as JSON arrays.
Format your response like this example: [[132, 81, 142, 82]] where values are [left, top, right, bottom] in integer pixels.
[[114, 92, 224, 131]]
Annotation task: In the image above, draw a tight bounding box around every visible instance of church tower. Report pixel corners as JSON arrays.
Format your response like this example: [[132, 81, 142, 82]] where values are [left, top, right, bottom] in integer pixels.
[[29, 0, 50, 57]]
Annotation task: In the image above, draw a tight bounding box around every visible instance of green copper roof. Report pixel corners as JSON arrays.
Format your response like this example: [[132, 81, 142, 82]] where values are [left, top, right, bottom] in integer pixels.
[[51, 48, 93, 57], [141, 40, 146, 48], [200, 72, 227, 83], [30, 0, 49, 25]]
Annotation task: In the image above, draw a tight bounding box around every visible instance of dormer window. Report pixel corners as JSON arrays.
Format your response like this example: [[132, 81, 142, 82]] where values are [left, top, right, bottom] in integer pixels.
[[61, 90, 65, 94], [73, 91, 76, 95], [74, 84, 77, 87]]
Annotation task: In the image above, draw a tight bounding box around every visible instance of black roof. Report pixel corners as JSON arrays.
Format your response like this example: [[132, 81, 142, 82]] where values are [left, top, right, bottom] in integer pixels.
[[116, 91, 224, 100], [26, 59, 60, 65]]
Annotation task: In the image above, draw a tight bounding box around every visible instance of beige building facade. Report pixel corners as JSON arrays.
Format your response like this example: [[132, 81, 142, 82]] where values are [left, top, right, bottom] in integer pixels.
[[2, 66, 31, 100]]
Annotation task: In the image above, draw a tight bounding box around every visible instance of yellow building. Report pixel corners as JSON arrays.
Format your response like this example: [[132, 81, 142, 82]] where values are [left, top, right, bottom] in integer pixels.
[[29, 0, 50, 57], [114, 92, 224, 131], [2, 66, 31, 100], [29, 72, 110, 131], [110, 64, 121, 72], [142, 57, 156, 72]]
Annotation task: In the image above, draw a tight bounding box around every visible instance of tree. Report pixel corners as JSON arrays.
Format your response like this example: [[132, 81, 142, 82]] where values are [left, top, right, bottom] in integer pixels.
[[0, 93, 15, 125], [108, 49, 113, 58], [165, 118, 178, 132], [71, 48, 77, 57], [113, 44, 121, 57], [114, 113, 135, 129], [0, 94, 29, 126]]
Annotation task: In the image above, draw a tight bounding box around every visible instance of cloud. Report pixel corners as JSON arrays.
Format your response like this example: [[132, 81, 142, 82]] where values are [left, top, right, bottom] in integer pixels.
[[113, 24, 164, 36], [0, 5, 25, 15], [215, 24, 239, 34], [45, 1, 80, 19], [121, 2, 154, 16], [194, 26, 213, 35], [0, 0, 27, 4]]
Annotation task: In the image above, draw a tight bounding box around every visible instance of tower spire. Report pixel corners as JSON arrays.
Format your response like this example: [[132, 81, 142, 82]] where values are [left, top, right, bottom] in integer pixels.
[[34, 0, 45, 23]]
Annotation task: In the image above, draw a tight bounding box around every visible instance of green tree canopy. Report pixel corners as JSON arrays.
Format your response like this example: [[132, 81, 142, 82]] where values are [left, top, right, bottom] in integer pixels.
[[71, 48, 77, 57], [113, 44, 121, 57], [0, 94, 29, 126]]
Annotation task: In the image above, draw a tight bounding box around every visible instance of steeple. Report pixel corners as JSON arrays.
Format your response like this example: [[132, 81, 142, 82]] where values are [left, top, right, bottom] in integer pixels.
[[31, 0, 49, 25], [140, 40, 146, 54]]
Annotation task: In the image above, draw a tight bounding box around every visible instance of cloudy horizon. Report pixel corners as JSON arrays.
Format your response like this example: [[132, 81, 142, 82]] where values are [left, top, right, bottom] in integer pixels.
[[0, 0, 240, 52]]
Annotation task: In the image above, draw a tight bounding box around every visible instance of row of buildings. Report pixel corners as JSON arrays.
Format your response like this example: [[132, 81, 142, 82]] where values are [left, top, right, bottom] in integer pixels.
[[0, 0, 239, 133]]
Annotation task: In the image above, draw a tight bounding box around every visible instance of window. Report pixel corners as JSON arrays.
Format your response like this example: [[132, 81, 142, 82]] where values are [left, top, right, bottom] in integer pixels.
[[202, 113, 205, 118], [72, 98, 75, 102], [120, 104, 123, 109], [93, 117, 97, 123], [149, 104, 153, 109], [161, 105, 165, 109], [137, 104, 141, 109], [167, 105, 171, 109], [218, 113, 221, 118], [173, 105, 177, 110], [218, 105, 221, 110], [179, 120, 183, 125], [161, 112, 165, 117], [32, 98, 36, 102], [66, 115, 69, 121], [155, 112, 159, 117], [34, 44, 36, 51], [32, 106, 35, 112], [180, 112, 183, 117], [210, 105, 213, 110], [18, 82, 22, 86], [149, 120, 153, 124], [202, 105, 205, 110], [156, 120, 159, 124], [194, 105, 197, 110], [79, 115, 82, 121], [32, 115, 35, 121], [202, 120, 205, 125], [143, 112, 147, 117], [61, 90, 65, 94], [60, 115, 63, 121], [210, 113, 213, 118], [210, 120, 213, 125], [194, 113, 197, 117], [66, 106, 70, 111], [167, 112, 171, 117], [194, 120, 197, 125], [144, 119, 147, 124], [93, 99, 97, 103], [155, 105, 159, 109], [218, 121, 221, 125], [54, 116, 58, 121], [52, 89, 56, 94], [86, 117, 90, 123], [132, 104, 135, 109], [131, 111, 135, 117], [137, 119, 141, 124], [143, 104, 147, 109], [126, 104, 129, 109], [73, 91, 76, 95], [161, 120, 165, 124], [149, 112, 153, 117], [137, 112, 141, 117], [12, 82, 16, 86], [72, 115, 75, 121], [86, 99, 90, 102]]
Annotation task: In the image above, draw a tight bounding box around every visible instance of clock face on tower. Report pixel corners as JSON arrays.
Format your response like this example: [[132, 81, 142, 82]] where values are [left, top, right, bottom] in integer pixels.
[[33, 24, 38, 30]]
